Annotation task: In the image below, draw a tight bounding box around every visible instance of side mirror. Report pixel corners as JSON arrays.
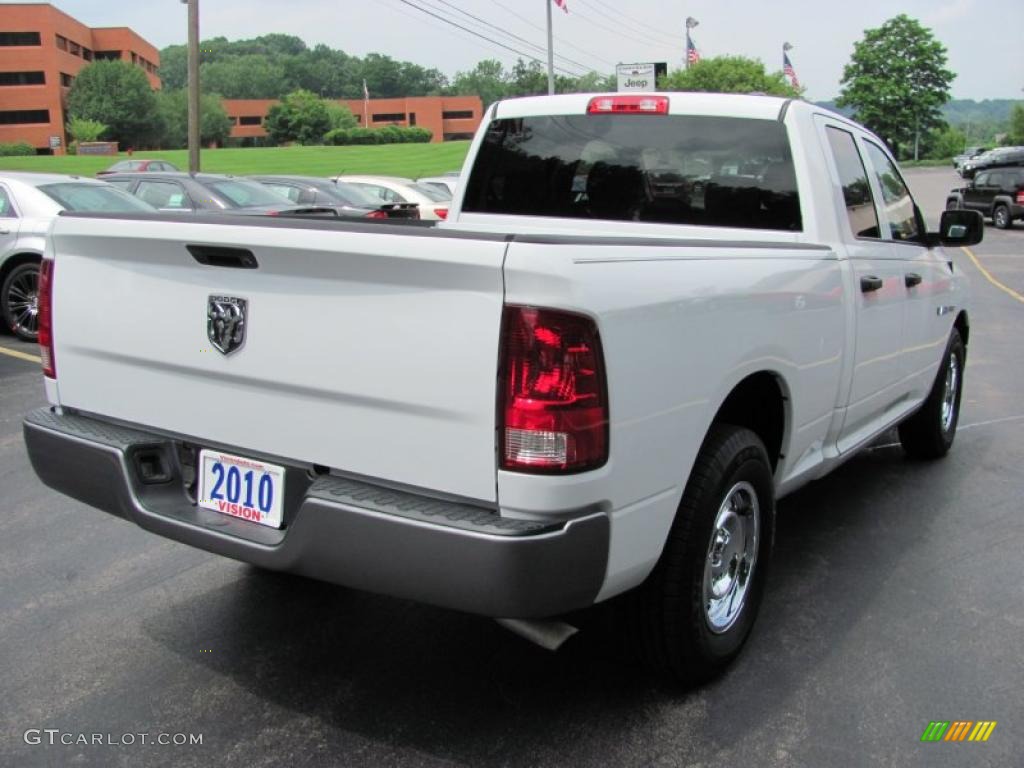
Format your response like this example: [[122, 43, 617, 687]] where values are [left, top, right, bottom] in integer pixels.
[[932, 209, 984, 247]]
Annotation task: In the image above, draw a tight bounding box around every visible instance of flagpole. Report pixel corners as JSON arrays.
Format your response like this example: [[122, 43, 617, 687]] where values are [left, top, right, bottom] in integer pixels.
[[363, 79, 369, 128], [546, 0, 555, 95]]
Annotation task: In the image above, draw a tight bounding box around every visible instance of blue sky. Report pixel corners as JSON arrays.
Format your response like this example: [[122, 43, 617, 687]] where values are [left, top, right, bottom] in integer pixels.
[[3, 0, 1022, 101]]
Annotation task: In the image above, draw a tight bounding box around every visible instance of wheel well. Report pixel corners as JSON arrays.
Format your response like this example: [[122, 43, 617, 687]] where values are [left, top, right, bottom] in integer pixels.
[[954, 310, 969, 347], [710, 372, 787, 470], [0, 253, 42, 291]]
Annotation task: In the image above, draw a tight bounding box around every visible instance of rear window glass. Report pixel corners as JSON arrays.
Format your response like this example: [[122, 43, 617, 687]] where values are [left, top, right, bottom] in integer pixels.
[[38, 183, 154, 212], [411, 182, 451, 202], [208, 180, 290, 208], [463, 114, 801, 231]]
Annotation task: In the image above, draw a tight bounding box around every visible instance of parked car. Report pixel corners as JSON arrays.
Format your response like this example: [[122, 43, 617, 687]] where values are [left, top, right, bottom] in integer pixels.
[[417, 175, 460, 197], [0, 172, 154, 341], [96, 159, 180, 176], [959, 146, 1024, 179], [102, 172, 338, 217], [952, 146, 989, 171], [334, 175, 452, 221], [249, 175, 420, 220], [26, 93, 981, 684], [947, 166, 1024, 228]]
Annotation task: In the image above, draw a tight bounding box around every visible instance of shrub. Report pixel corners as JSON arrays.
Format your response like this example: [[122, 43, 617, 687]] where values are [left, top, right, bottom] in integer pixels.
[[325, 125, 433, 146], [0, 142, 36, 156]]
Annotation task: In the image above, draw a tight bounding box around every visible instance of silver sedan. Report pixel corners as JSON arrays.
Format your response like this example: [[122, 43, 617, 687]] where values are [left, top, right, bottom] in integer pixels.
[[0, 172, 153, 341]]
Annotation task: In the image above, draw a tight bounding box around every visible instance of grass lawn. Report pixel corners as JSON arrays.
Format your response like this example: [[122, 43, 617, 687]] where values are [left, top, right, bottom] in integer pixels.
[[0, 141, 472, 178]]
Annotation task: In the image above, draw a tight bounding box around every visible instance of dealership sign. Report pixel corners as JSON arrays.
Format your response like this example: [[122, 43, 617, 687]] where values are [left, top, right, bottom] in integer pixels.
[[616, 62, 667, 92]]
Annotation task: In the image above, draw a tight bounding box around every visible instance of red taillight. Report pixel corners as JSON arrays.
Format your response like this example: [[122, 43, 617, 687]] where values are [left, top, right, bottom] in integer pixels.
[[498, 305, 608, 473], [434, 207, 449, 220], [38, 259, 55, 379], [587, 95, 669, 115], [365, 209, 389, 219], [1016, 189, 1024, 205]]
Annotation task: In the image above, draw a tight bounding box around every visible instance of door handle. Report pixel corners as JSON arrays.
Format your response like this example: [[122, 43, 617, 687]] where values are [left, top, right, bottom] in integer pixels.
[[860, 275, 884, 293], [186, 245, 258, 269], [905, 272, 923, 288], [0, 228, 10, 235]]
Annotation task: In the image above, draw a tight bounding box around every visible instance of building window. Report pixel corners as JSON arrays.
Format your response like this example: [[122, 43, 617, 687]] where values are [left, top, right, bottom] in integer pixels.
[[69, 41, 81, 56], [442, 110, 474, 120], [95, 50, 121, 61], [0, 71, 46, 86], [83, 48, 93, 61], [0, 32, 42, 46], [409, 112, 416, 126], [60, 72, 74, 88], [55, 35, 68, 51], [0, 109, 51, 125], [239, 116, 263, 126], [372, 113, 406, 123]]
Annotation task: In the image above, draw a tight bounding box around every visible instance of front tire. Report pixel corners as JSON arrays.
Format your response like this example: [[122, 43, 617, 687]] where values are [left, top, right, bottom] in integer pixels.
[[992, 204, 1011, 229], [1, 261, 41, 342], [631, 425, 775, 684], [898, 328, 965, 459]]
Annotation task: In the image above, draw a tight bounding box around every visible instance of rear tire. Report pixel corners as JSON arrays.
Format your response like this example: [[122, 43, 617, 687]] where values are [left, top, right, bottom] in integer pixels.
[[898, 329, 965, 459], [1, 261, 41, 342], [992, 204, 1010, 229], [945, 198, 961, 211], [630, 425, 775, 684]]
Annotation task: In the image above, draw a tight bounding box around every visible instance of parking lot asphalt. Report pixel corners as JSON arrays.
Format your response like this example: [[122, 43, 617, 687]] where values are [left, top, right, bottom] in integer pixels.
[[1, 168, 1021, 768]]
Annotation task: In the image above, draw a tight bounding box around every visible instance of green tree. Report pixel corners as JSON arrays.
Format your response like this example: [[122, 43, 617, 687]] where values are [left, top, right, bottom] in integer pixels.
[[837, 14, 954, 160], [66, 116, 106, 142], [450, 59, 508, 108], [660, 55, 801, 97], [66, 60, 158, 148], [201, 55, 290, 99], [154, 90, 232, 149], [1005, 104, 1024, 146], [324, 101, 357, 131], [927, 125, 966, 160], [264, 89, 332, 145]]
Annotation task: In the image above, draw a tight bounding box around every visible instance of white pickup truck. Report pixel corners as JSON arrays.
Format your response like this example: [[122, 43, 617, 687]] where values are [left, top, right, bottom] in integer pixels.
[[24, 93, 982, 683]]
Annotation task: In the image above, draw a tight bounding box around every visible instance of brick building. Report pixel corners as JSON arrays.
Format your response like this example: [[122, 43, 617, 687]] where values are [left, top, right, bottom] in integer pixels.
[[224, 95, 483, 144], [0, 3, 160, 153]]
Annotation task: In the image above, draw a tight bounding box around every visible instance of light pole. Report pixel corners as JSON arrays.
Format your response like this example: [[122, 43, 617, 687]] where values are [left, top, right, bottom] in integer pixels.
[[546, 0, 555, 95], [182, 0, 200, 173]]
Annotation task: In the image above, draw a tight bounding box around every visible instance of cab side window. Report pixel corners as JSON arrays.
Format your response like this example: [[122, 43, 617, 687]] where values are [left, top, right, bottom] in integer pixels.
[[863, 140, 922, 243], [825, 126, 879, 238]]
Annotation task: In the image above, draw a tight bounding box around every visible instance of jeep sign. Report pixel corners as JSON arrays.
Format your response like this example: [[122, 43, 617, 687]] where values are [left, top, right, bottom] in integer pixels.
[[616, 62, 667, 92]]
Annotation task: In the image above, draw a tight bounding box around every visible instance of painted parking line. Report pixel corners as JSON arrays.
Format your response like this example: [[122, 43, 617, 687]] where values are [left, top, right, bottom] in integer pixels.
[[961, 246, 1024, 305], [0, 344, 41, 364]]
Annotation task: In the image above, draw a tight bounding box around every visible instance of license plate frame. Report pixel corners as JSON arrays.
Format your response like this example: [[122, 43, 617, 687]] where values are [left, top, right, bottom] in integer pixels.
[[197, 449, 286, 529]]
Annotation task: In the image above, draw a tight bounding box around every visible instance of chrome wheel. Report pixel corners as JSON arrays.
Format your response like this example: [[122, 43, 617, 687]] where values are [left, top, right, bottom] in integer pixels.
[[941, 351, 959, 434], [992, 206, 1009, 229], [4, 264, 40, 339], [704, 481, 760, 634]]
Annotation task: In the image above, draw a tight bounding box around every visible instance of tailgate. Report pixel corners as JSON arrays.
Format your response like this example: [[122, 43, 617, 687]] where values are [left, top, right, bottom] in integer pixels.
[[48, 214, 508, 502]]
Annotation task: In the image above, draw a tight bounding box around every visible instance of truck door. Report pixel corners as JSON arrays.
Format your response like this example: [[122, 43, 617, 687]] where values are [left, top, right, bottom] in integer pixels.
[[818, 121, 908, 452], [860, 139, 960, 405], [962, 171, 990, 213]]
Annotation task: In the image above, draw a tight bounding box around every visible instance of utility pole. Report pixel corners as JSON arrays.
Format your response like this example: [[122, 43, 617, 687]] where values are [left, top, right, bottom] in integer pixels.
[[546, 0, 555, 95], [184, 0, 200, 173]]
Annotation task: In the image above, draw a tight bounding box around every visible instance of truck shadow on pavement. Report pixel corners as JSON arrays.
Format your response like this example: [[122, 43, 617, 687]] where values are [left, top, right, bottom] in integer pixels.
[[141, 438, 966, 764]]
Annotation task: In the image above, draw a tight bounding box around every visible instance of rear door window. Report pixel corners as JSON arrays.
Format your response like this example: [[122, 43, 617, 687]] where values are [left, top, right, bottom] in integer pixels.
[[462, 113, 801, 231], [0, 185, 16, 217], [824, 126, 879, 239], [136, 180, 192, 209]]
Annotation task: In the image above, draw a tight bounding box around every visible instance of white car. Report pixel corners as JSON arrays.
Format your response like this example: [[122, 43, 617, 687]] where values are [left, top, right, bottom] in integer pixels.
[[334, 175, 452, 221], [0, 172, 152, 341]]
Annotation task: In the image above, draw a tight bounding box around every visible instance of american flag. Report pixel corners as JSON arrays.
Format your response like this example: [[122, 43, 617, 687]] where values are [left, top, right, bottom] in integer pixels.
[[686, 35, 700, 65], [552, 0, 568, 13], [783, 52, 799, 88]]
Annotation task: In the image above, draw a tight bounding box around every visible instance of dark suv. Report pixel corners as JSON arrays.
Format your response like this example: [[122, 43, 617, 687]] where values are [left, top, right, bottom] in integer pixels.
[[947, 167, 1024, 229]]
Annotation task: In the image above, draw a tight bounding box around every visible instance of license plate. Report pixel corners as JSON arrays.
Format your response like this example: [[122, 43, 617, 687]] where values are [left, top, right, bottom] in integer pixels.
[[197, 450, 285, 528]]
